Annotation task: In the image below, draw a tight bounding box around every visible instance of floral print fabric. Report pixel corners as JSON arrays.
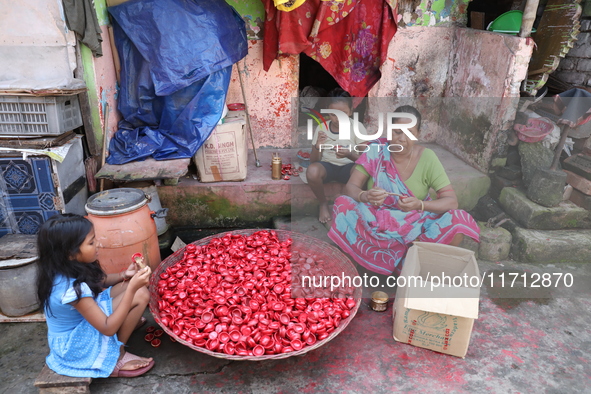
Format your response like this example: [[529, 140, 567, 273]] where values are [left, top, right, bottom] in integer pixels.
[[327, 142, 480, 276], [262, 0, 397, 97]]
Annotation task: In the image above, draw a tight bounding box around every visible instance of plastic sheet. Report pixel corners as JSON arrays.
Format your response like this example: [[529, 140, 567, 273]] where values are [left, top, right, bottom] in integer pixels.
[[107, 0, 247, 164]]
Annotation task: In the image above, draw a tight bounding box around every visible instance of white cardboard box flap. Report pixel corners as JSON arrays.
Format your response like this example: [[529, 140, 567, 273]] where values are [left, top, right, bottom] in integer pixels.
[[403, 295, 479, 319], [399, 242, 480, 319]]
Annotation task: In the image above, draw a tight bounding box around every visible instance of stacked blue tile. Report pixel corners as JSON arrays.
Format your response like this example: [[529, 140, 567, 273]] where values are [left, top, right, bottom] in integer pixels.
[[0, 157, 59, 236]]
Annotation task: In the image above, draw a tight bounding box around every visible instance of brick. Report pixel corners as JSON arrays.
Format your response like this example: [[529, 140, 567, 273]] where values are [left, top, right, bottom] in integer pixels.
[[566, 170, 591, 195], [563, 154, 591, 181], [569, 188, 591, 210], [577, 58, 591, 72], [559, 57, 577, 71], [555, 71, 586, 85], [567, 33, 591, 57]]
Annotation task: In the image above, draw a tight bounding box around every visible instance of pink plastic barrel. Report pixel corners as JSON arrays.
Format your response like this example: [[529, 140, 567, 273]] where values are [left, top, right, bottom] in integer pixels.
[[86, 188, 161, 275]]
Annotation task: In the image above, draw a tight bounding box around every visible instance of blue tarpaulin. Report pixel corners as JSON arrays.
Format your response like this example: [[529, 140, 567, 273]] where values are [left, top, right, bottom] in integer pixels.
[[106, 0, 248, 164]]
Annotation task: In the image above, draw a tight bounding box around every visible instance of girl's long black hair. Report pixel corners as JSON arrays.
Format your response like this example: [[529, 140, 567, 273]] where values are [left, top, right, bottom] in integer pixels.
[[36, 214, 106, 315], [327, 87, 353, 110]]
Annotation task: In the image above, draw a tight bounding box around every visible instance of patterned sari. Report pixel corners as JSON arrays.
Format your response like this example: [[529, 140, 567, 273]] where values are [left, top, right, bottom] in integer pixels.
[[327, 144, 480, 276]]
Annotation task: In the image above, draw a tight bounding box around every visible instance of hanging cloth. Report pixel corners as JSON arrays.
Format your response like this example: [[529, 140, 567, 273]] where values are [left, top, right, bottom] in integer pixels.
[[262, 0, 397, 97], [62, 0, 103, 57], [274, 0, 307, 12]]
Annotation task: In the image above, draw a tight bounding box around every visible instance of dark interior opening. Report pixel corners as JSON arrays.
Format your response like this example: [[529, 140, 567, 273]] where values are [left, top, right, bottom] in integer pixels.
[[298, 53, 367, 126]]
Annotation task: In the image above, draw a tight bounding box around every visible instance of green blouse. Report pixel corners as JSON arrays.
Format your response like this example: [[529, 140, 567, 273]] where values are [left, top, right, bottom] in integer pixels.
[[355, 148, 451, 200]]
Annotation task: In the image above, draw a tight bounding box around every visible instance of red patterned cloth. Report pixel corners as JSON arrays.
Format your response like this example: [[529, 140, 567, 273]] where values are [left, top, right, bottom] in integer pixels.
[[262, 0, 397, 97]]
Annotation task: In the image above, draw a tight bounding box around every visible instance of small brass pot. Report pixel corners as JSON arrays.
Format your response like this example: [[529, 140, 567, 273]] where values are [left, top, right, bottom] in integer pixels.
[[370, 291, 389, 312]]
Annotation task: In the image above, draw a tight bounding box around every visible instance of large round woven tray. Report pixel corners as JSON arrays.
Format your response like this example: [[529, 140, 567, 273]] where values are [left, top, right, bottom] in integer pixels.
[[149, 229, 361, 361]]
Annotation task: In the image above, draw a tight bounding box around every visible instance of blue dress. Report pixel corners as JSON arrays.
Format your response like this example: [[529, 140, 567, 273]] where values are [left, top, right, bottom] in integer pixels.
[[45, 275, 122, 378]]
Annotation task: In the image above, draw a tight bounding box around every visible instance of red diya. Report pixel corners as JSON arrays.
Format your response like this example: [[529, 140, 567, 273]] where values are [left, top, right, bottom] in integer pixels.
[[149, 229, 361, 361]]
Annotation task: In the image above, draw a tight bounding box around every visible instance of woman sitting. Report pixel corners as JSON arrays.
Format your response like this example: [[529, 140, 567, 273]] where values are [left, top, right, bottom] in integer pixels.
[[327, 105, 480, 277]]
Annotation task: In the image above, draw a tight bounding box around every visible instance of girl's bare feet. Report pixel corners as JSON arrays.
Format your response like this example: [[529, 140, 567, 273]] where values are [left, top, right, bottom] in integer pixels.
[[319, 202, 332, 224], [118, 347, 152, 371]]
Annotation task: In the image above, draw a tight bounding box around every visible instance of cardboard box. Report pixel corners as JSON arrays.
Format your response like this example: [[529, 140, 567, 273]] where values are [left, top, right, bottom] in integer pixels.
[[194, 114, 247, 182], [393, 242, 480, 358]]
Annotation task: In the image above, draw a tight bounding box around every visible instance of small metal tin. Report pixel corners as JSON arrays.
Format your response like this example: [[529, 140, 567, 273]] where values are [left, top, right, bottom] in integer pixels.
[[370, 291, 389, 312]]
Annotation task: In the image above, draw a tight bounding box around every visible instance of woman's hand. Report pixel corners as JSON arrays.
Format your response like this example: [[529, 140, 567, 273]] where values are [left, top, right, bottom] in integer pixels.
[[129, 266, 151, 292], [366, 187, 388, 207], [398, 196, 422, 212]]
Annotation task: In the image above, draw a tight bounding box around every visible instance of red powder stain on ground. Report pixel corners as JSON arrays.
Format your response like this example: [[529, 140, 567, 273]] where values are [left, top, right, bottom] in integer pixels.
[[502, 349, 524, 364]]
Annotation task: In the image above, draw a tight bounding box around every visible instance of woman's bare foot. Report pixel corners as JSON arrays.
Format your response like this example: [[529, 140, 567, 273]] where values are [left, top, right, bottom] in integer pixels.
[[319, 202, 332, 224]]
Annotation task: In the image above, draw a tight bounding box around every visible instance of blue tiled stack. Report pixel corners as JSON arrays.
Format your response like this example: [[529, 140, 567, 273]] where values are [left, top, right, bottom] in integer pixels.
[[0, 157, 59, 236]]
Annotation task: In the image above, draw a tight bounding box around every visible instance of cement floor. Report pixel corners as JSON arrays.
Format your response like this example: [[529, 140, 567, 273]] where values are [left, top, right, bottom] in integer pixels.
[[1, 216, 590, 393]]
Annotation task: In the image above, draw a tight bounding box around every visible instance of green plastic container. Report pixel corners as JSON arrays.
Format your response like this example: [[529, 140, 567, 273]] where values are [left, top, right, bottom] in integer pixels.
[[487, 10, 536, 35]]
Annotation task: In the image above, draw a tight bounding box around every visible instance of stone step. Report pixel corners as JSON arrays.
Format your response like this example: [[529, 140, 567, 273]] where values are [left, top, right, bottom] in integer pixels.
[[427, 144, 490, 211], [157, 144, 490, 228], [499, 187, 591, 230], [511, 227, 591, 264], [158, 144, 490, 228]]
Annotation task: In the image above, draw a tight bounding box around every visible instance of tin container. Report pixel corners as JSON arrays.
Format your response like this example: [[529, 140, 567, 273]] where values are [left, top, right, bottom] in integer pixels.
[[272, 154, 282, 180], [370, 291, 389, 312]]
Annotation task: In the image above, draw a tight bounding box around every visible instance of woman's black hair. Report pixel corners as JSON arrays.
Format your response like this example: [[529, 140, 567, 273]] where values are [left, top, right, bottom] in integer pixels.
[[394, 105, 422, 131], [327, 87, 353, 110], [36, 213, 106, 316]]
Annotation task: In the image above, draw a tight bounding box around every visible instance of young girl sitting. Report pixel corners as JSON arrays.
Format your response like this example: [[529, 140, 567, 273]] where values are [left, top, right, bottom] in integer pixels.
[[37, 213, 155, 378], [308, 88, 367, 223]]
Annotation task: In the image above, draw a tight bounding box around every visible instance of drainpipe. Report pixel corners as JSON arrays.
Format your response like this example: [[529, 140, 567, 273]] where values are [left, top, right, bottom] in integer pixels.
[[519, 0, 540, 38]]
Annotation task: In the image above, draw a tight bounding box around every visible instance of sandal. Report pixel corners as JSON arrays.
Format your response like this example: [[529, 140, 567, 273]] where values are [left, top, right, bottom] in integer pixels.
[[110, 352, 154, 378], [134, 317, 147, 331]]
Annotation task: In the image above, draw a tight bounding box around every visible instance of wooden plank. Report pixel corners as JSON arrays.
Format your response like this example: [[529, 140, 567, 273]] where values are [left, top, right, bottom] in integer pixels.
[[470, 11, 486, 30], [0, 131, 75, 150], [39, 387, 90, 394], [35, 365, 91, 389], [96, 157, 190, 181]]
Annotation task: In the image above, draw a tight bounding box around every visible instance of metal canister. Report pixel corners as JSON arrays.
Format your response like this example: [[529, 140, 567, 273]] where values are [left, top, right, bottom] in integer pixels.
[[370, 291, 389, 312], [272, 155, 282, 180]]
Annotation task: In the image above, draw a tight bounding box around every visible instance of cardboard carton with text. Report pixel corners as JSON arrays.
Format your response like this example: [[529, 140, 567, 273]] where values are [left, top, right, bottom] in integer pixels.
[[194, 112, 247, 182], [393, 242, 480, 358]]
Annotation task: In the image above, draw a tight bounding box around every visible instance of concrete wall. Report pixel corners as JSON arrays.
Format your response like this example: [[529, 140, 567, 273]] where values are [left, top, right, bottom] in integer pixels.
[[0, 0, 76, 83], [438, 29, 532, 172], [399, 0, 471, 27], [225, 41, 299, 149], [367, 26, 533, 173]]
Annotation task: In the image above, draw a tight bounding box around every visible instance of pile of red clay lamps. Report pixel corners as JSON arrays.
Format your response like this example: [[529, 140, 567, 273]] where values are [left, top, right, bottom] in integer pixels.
[[154, 230, 357, 357]]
